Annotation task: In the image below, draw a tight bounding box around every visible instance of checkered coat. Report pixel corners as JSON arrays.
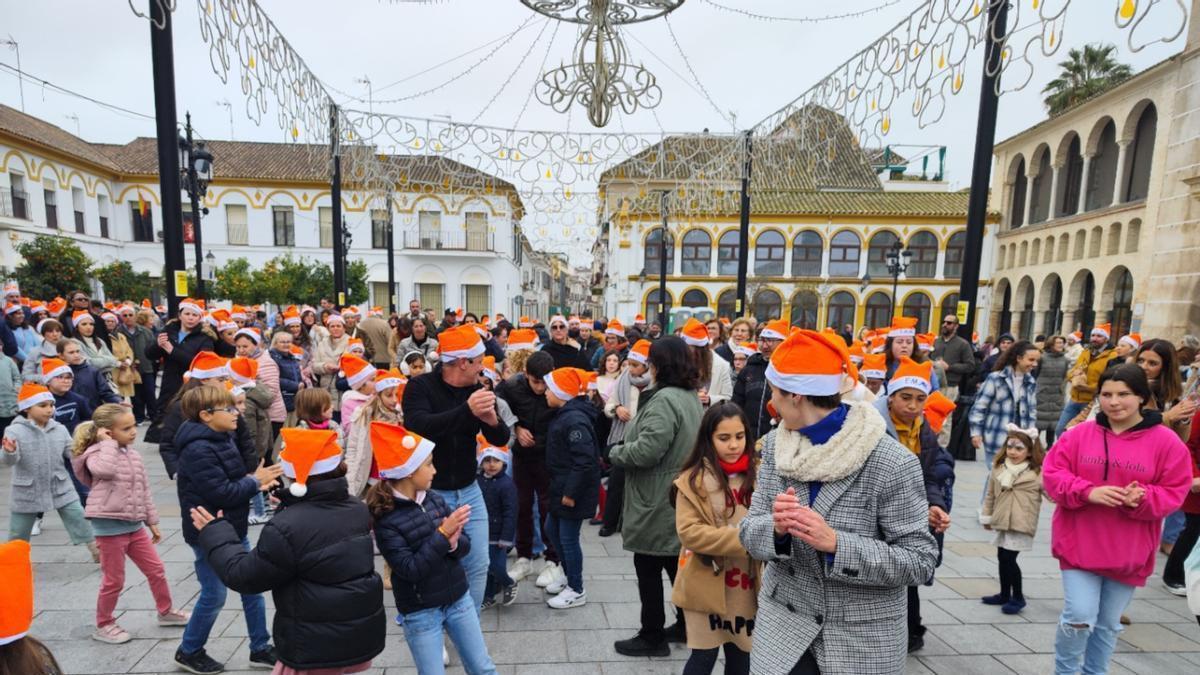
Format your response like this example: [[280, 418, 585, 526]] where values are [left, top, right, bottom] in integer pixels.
[[967, 367, 1038, 459], [738, 406, 938, 675]]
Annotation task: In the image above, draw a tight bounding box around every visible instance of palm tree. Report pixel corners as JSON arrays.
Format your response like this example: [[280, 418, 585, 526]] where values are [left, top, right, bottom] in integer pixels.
[[1042, 43, 1134, 115]]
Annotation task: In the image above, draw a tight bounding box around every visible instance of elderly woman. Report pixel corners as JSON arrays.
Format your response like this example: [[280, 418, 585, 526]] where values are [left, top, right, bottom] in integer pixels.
[[609, 337, 704, 657], [738, 329, 938, 675]]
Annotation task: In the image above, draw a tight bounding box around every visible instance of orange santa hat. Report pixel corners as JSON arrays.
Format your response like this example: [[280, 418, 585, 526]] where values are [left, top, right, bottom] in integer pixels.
[[0, 540, 34, 646], [227, 356, 259, 387], [860, 353, 887, 380], [437, 324, 485, 362], [887, 357, 933, 396], [476, 432, 511, 466], [847, 340, 865, 365], [339, 353, 377, 389], [17, 382, 54, 411], [1091, 322, 1112, 340], [923, 391, 957, 434], [759, 318, 791, 341], [371, 421, 435, 479], [605, 319, 625, 337], [1118, 332, 1141, 350], [888, 316, 918, 338], [627, 339, 652, 365], [545, 367, 590, 401], [765, 329, 856, 396], [279, 428, 343, 497], [681, 318, 710, 347], [507, 328, 539, 351], [187, 351, 228, 380], [375, 368, 407, 395]]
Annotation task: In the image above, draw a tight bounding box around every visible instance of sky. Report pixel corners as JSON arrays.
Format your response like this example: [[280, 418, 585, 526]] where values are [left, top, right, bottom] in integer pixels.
[[0, 0, 1191, 258]]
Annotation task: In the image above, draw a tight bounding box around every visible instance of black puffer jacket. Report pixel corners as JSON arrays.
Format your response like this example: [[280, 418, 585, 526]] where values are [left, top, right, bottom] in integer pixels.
[[496, 373, 554, 463], [732, 352, 771, 440], [541, 340, 588, 369], [198, 477, 385, 670], [373, 490, 471, 614], [546, 397, 601, 520], [159, 397, 258, 479], [145, 320, 218, 419], [175, 420, 259, 545]]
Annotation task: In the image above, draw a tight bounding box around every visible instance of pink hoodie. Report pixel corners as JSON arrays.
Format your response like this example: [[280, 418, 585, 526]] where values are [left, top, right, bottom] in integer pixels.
[[1043, 415, 1192, 586]]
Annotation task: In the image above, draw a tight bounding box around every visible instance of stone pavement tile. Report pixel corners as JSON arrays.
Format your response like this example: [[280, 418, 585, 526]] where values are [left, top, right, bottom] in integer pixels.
[[1178, 651, 1200, 665], [919, 599, 962, 625], [905, 657, 936, 674], [518, 663, 600, 675], [1146, 597, 1200, 621], [1111, 651, 1200, 675], [1012, 598, 1065, 622], [601, 662, 686, 674], [107, 609, 194, 640], [917, 655, 1018, 674], [1118, 622, 1200, 652], [363, 638, 416, 668], [929, 624, 1031, 654], [1162, 624, 1200, 644], [129, 636, 245, 673], [565, 627, 688, 662], [996, 622, 1058, 653], [995, 653, 1055, 675], [938, 577, 1005, 599], [484, 629, 567, 664], [943, 542, 996, 557], [489, 600, 609, 631], [1014, 578, 1065, 599], [923, 580, 968, 599], [40, 637, 157, 675], [911, 631, 957, 656], [386, 668, 515, 675], [219, 607, 278, 637], [31, 609, 99, 639], [604, 602, 649, 630], [587, 555, 640, 575], [933, 598, 1030, 624]]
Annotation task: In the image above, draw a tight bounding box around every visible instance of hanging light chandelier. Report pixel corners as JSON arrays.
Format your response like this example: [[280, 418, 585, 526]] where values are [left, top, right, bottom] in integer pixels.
[[528, 0, 684, 127]]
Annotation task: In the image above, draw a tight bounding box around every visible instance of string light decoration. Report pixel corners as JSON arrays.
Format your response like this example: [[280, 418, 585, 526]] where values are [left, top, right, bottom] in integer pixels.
[[700, 0, 903, 23], [520, 0, 685, 24], [1117, 0, 1190, 52], [127, 0, 177, 29]]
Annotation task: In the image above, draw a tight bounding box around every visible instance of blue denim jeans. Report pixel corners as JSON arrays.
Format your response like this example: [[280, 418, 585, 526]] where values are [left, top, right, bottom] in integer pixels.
[[1054, 569, 1136, 675], [432, 483, 489, 612], [544, 514, 584, 593], [400, 591, 496, 674], [180, 538, 271, 655], [1056, 401, 1088, 438], [484, 545, 514, 602], [1162, 510, 1186, 545]]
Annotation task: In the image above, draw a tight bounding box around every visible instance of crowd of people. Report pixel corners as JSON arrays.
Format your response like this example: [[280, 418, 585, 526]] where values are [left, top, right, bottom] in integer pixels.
[[0, 281, 1199, 675]]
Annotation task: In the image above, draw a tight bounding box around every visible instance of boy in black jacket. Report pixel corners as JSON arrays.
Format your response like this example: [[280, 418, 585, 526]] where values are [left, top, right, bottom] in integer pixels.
[[368, 421, 497, 673], [476, 435, 518, 610], [191, 428, 385, 673], [173, 385, 282, 675]]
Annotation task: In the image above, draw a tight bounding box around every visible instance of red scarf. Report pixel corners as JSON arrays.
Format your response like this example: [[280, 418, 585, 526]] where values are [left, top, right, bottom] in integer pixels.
[[718, 453, 750, 476]]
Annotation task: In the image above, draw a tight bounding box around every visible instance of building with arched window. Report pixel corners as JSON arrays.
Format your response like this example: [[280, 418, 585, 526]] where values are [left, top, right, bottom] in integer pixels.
[[990, 50, 1200, 341]]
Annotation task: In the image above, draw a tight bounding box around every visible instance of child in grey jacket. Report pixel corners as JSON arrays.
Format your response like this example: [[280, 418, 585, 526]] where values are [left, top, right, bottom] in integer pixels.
[[1, 382, 97, 559]]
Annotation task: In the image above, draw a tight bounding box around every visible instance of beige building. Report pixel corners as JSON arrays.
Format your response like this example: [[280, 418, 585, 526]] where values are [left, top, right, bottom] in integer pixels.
[[990, 21, 1200, 342]]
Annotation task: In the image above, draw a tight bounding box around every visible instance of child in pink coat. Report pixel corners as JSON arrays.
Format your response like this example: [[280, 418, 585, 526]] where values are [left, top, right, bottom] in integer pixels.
[[71, 404, 189, 644], [1043, 365, 1192, 674]]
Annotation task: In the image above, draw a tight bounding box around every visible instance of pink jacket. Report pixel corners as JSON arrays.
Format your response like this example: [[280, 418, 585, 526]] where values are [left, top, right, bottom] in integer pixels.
[[71, 440, 159, 526], [1043, 415, 1192, 586], [256, 349, 286, 423], [340, 390, 370, 429]]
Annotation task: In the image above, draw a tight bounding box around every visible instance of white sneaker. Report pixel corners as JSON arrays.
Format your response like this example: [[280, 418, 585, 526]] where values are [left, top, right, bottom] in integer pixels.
[[442, 644, 449, 666], [509, 557, 533, 582], [546, 578, 567, 594], [547, 587, 587, 609], [535, 561, 561, 588], [30, 517, 42, 537]]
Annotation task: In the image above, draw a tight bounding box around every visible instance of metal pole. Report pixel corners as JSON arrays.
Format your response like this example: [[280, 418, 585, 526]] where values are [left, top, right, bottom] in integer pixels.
[[890, 265, 900, 319], [330, 103, 345, 309], [149, 0, 185, 317], [957, 0, 1009, 341], [185, 114, 206, 300], [734, 130, 753, 317], [658, 191, 669, 328], [386, 190, 396, 315]]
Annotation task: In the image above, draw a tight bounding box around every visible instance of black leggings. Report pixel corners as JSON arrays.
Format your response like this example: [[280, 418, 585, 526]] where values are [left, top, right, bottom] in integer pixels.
[[1164, 513, 1200, 585], [633, 553, 682, 642], [998, 547, 1023, 600], [682, 643, 750, 675], [602, 466, 624, 528]]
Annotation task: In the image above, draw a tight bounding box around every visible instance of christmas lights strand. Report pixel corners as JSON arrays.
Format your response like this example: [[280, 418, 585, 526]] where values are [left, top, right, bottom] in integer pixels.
[[471, 17, 554, 124], [127, 0, 177, 29], [513, 20, 563, 128], [662, 15, 736, 129], [1116, 0, 1188, 52], [700, 0, 903, 23]]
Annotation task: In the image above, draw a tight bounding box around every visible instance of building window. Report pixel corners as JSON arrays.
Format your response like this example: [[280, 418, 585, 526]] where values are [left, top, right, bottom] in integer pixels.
[[643, 228, 675, 274], [864, 291, 892, 330], [752, 289, 781, 322], [44, 188, 58, 229], [940, 293, 959, 326], [71, 187, 85, 234], [465, 212, 489, 251], [98, 195, 110, 239], [828, 231, 862, 277], [1086, 120, 1118, 211], [371, 282, 397, 311], [790, 290, 818, 329], [680, 230, 712, 275], [1124, 104, 1157, 202], [716, 289, 736, 318], [318, 206, 333, 248], [1010, 157, 1027, 228], [906, 231, 938, 278], [867, 231, 899, 277], [827, 291, 856, 331], [1042, 278, 1063, 336], [645, 289, 673, 326], [1028, 150, 1052, 224], [792, 230, 822, 277], [130, 201, 154, 242], [418, 210, 442, 249], [753, 230, 785, 276], [226, 204, 248, 245], [371, 209, 389, 249], [681, 289, 708, 308], [8, 174, 28, 220], [944, 231, 966, 279], [272, 206, 295, 247], [1057, 134, 1084, 218], [717, 230, 740, 276], [902, 292, 932, 333], [463, 284, 490, 318], [415, 283, 444, 313]]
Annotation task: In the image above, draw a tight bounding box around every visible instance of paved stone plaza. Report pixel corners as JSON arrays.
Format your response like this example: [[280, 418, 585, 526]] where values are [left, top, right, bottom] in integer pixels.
[[5, 440, 1200, 675]]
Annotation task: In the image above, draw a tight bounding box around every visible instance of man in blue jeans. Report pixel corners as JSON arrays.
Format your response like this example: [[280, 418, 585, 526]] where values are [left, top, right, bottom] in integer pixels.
[[404, 324, 511, 612]]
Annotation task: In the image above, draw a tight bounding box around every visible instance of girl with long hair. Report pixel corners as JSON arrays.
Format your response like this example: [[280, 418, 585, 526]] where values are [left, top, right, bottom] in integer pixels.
[[981, 426, 1045, 615]]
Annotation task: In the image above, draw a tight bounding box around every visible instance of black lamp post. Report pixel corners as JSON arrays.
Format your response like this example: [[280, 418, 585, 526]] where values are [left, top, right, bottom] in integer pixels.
[[886, 240, 912, 319], [179, 113, 214, 299]]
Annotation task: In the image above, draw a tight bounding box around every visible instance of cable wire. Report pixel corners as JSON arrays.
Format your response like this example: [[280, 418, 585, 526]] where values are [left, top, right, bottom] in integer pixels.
[[662, 15, 736, 129], [513, 19, 562, 129], [471, 17, 553, 124], [0, 61, 155, 122], [700, 0, 902, 23]]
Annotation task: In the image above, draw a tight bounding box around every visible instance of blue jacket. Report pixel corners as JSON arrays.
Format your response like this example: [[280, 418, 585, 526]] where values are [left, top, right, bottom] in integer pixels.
[[175, 420, 260, 545], [545, 396, 601, 520], [12, 325, 38, 364], [0, 321, 17, 358], [477, 470, 517, 547], [873, 397, 956, 512], [373, 490, 471, 615], [69, 362, 121, 408], [270, 349, 302, 412], [51, 390, 93, 434], [967, 366, 1037, 458]]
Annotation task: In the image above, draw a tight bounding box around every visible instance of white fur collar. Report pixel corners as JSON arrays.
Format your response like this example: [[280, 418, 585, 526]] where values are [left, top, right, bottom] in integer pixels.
[[772, 401, 884, 483]]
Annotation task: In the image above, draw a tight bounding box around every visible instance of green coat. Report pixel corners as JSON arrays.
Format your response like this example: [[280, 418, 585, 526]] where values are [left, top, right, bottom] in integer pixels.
[[609, 385, 703, 556]]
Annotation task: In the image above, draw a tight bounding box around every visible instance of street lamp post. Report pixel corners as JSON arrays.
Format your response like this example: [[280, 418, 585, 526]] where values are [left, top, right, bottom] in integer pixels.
[[179, 113, 214, 299], [886, 240, 912, 319]]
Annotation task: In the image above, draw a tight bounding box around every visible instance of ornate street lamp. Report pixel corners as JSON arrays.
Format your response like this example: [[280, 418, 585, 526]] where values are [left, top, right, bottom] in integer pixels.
[[179, 112, 214, 299], [886, 240, 912, 319]]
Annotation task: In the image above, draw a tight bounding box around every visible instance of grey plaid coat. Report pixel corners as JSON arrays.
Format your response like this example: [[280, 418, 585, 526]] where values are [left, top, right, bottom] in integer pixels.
[[739, 414, 938, 675]]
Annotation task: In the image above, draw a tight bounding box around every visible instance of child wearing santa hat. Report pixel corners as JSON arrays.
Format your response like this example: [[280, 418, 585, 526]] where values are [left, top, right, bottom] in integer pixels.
[[367, 421, 497, 673], [476, 435, 519, 610], [190, 428, 385, 675]]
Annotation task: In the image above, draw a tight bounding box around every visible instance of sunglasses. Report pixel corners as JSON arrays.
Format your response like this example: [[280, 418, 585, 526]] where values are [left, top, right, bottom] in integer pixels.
[[550, 324, 566, 329]]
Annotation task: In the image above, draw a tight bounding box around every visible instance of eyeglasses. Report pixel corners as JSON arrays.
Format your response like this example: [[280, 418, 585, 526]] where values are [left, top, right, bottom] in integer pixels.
[[550, 324, 566, 330], [205, 406, 239, 415]]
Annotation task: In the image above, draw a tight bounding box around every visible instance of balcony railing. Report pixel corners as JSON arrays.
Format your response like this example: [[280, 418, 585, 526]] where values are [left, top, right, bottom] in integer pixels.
[[1, 189, 30, 220], [402, 230, 494, 252]]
